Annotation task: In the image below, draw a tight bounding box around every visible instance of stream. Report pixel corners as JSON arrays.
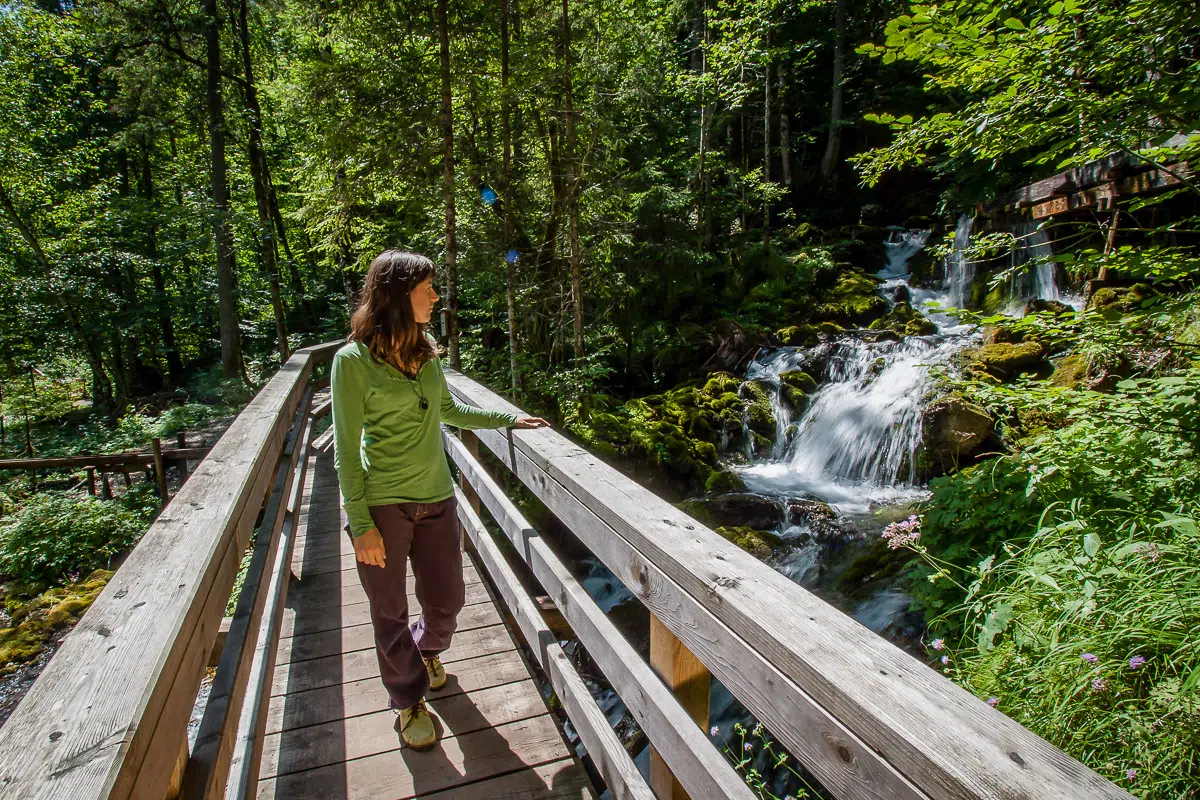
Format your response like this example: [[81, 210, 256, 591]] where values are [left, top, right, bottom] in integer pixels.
[[564, 220, 1076, 796]]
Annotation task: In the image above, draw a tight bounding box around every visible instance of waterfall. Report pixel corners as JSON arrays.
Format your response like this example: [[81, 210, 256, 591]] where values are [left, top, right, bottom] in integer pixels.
[[944, 215, 975, 308], [1005, 220, 1069, 310], [740, 334, 968, 513], [738, 225, 979, 514], [879, 228, 931, 279]]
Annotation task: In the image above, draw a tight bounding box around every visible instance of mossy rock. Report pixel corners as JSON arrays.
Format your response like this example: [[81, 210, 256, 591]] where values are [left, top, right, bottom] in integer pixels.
[[705, 470, 746, 494], [959, 341, 1051, 382], [742, 381, 777, 436], [869, 301, 938, 338], [1088, 282, 1155, 312], [0, 570, 112, 674], [815, 321, 846, 335], [775, 325, 819, 347], [1050, 353, 1089, 388], [713, 526, 785, 560], [824, 270, 889, 326], [921, 395, 993, 474], [779, 370, 817, 394]]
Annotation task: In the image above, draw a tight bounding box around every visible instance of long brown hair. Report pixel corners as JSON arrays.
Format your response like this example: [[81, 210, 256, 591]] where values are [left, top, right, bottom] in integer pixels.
[[349, 250, 438, 372]]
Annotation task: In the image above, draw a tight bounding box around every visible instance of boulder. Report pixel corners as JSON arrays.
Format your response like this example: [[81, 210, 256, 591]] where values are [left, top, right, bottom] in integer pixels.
[[1087, 283, 1155, 312], [714, 526, 784, 560], [960, 341, 1051, 381], [786, 499, 852, 538], [676, 493, 785, 531], [1050, 353, 1088, 388], [1024, 298, 1074, 316], [922, 395, 993, 471], [775, 324, 820, 347]]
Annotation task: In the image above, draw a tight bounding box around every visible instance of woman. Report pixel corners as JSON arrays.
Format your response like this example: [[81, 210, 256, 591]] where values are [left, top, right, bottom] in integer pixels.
[[330, 250, 547, 750]]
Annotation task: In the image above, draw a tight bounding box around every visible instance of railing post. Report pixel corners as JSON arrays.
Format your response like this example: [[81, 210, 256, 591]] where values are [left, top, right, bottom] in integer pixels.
[[458, 430, 481, 553], [153, 437, 168, 507], [649, 614, 711, 800]]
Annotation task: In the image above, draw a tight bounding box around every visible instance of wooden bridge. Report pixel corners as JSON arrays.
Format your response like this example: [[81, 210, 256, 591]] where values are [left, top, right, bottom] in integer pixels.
[[0, 342, 1133, 800]]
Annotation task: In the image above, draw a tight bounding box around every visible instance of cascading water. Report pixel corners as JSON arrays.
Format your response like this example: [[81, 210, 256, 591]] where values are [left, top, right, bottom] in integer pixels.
[[944, 215, 975, 309], [738, 227, 976, 515]]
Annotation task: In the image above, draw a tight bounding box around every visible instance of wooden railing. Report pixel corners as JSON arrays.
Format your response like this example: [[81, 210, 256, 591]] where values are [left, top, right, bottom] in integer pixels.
[[0, 341, 340, 800], [441, 370, 1133, 800], [0, 348, 1132, 800]]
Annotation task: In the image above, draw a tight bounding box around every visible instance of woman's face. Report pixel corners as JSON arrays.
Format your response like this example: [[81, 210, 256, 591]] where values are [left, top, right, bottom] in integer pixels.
[[409, 277, 439, 324]]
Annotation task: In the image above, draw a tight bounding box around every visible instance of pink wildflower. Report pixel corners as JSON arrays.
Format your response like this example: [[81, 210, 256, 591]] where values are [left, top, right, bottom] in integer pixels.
[[1133, 543, 1161, 562], [1129, 656, 1146, 670], [1092, 678, 1108, 692], [941, 655, 949, 666], [1080, 652, 1099, 664], [882, 515, 921, 549], [1126, 769, 1137, 782], [709, 726, 719, 737], [932, 638, 944, 651], [744, 742, 753, 752], [986, 697, 999, 708]]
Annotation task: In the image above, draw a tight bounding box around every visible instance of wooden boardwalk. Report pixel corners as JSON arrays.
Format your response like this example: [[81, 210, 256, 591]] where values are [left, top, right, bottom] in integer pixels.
[[256, 447, 596, 800]]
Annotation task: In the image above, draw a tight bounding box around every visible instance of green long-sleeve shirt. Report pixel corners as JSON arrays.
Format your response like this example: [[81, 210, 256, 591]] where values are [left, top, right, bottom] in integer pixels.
[[331, 340, 517, 536]]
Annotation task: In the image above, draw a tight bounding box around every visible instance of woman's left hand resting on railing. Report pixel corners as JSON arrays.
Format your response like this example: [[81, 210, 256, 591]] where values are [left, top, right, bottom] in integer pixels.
[[513, 417, 550, 429]]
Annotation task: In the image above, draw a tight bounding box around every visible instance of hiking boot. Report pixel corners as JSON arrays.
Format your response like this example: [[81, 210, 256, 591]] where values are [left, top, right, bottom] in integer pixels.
[[424, 654, 447, 691], [396, 699, 437, 749]]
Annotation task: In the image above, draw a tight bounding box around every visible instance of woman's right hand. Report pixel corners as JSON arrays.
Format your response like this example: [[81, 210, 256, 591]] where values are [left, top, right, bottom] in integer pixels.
[[353, 527, 387, 567]]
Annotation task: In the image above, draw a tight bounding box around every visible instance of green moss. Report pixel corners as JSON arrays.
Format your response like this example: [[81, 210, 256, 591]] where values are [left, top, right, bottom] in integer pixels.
[[961, 341, 1050, 382], [705, 470, 746, 494], [779, 370, 817, 394], [0, 571, 111, 674], [1050, 353, 1089, 388], [823, 269, 889, 326], [775, 325, 819, 347], [713, 526, 784, 560]]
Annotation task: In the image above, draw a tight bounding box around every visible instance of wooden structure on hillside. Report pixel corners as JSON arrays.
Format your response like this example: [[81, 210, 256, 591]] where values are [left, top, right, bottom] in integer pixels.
[[989, 133, 1196, 221], [0, 342, 1134, 799]]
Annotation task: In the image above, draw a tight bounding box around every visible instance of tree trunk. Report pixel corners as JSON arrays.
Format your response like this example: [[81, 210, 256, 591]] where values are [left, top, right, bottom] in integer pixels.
[[203, 0, 244, 379], [141, 141, 184, 385], [0, 180, 114, 413], [699, 1, 713, 250], [437, 0, 460, 369], [763, 27, 771, 248], [501, 0, 520, 393], [561, 0, 583, 361], [236, 0, 289, 361], [779, 62, 791, 188], [820, 0, 847, 184]]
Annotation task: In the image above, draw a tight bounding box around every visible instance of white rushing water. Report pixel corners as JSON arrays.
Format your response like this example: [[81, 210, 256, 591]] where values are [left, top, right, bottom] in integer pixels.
[[737, 227, 978, 515], [944, 215, 975, 309]]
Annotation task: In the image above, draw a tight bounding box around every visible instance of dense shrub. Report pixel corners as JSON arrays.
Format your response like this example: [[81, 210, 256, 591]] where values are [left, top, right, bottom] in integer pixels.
[[0, 486, 157, 586]]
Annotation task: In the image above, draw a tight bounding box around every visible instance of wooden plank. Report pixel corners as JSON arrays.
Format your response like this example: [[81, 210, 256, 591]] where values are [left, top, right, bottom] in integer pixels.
[[286, 577, 491, 615], [415, 758, 592, 800], [152, 437, 168, 507], [256, 714, 574, 800], [0, 447, 212, 472], [270, 619, 513, 697], [276, 618, 511, 665], [445, 372, 1133, 800], [264, 648, 534, 734], [225, 434, 317, 800], [285, 561, 482, 604], [649, 615, 710, 800], [454, 487, 654, 800], [0, 354, 316, 800], [444, 434, 752, 800], [184, 387, 315, 799], [260, 678, 551, 779], [279, 595, 501, 641]]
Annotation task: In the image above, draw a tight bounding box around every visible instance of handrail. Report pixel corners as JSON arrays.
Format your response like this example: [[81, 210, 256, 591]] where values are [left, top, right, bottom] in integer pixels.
[[443, 369, 1132, 800], [0, 340, 341, 800]]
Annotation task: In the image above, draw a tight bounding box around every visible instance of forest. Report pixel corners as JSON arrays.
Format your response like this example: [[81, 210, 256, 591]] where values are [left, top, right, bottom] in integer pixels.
[[1, 0, 1198, 797]]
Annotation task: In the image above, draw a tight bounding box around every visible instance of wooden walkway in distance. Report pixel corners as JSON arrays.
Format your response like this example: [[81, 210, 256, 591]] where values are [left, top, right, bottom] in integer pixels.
[[256, 446, 596, 800]]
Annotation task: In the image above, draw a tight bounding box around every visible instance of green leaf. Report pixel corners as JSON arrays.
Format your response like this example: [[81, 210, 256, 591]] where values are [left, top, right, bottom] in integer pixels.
[[1003, 18, 1026, 30]]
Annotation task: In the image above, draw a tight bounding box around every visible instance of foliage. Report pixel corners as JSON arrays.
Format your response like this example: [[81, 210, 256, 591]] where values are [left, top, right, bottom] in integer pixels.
[[709, 720, 817, 800], [855, 0, 1200, 208], [0, 486, 157, 587]]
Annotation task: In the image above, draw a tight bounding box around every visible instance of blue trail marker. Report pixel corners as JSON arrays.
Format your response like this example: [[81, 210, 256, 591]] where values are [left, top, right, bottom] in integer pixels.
[[480, 185, 498, 206], [505, 248, 520, 265]]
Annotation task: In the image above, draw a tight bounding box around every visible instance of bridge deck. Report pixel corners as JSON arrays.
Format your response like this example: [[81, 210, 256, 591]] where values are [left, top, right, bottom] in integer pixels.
[[256, 448, 595, 800]]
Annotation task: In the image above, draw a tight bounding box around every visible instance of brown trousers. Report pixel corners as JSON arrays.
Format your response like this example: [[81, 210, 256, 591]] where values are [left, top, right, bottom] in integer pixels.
[[348, 497, 464, 710]]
